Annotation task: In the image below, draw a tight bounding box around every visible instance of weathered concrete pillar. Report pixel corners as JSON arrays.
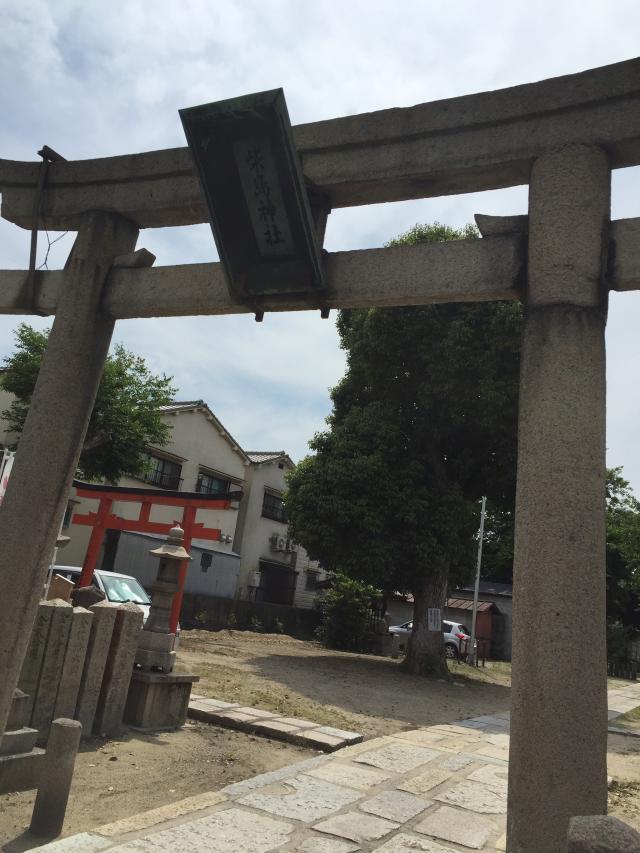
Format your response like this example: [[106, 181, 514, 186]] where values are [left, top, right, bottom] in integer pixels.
[[0, 212, 138, 738], [75, 601, 117, 735], [53, 606, 93, 720], [507, 145, 610, 853], [29, 717, 82, 838], [94, 602, 143, 735], [31, 600, 73, 740]]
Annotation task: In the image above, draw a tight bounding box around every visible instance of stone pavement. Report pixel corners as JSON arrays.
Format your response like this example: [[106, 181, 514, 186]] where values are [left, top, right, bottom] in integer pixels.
[[188, 695, 363, 752], [35, 681, 640, 853]]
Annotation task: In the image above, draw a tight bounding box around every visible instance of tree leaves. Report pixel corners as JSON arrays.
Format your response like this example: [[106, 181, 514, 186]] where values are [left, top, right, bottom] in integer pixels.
[[1, 323, 176, 482]]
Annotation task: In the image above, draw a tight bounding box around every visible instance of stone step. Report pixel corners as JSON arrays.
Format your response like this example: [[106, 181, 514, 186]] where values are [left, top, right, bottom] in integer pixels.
[[0, 726, 40, 756], [0, 747, 45, 794]]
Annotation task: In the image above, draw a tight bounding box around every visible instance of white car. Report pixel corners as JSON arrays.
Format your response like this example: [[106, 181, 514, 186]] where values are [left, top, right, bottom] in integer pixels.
[[388, 619, 470, 659], [53, 565, 151, 623]]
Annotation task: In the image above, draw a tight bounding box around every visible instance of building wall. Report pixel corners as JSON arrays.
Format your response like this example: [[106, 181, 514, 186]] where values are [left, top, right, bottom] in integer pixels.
[[234, 458, 327, 608], [451, 591, 513, 660], [60, 407, 247, 573], [107, 531, 240, 599]]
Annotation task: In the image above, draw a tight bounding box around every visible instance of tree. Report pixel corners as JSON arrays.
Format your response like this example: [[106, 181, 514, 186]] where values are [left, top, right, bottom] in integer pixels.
[[286, 223, 522, 676], [605, 467, 640, 646], [1, 323, 176, 482]]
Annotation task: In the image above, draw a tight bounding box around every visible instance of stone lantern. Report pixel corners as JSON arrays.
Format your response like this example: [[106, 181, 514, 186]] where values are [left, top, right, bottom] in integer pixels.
[[124, 525, 199, 731], [135, 525, 191, 672]]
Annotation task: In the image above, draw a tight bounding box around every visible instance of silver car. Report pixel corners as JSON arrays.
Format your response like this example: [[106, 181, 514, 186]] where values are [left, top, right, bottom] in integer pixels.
[[53, 565, 151, 623], [388, 619, 470, 659]]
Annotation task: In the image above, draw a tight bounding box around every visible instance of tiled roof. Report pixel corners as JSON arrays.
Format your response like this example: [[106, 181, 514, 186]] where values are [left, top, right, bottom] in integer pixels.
[[159, 400, 205, 413], [247, 451, 287, 464], [159, 400, 250, 463], [447, 597, 494, 612], [460, 581, 513, 597]]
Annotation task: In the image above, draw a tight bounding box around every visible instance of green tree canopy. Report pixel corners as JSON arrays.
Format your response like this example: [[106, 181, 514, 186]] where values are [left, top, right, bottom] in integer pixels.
[[1, 323, 176, 482], [606, 467, 640, 641], [286, 223, 522, 675]]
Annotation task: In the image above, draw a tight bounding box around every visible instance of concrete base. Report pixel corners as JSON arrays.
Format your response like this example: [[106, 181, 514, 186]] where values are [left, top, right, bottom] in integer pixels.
[[124, 670, 199, 732], [0, 747, 45, 793], [0, 726, 39, 756]]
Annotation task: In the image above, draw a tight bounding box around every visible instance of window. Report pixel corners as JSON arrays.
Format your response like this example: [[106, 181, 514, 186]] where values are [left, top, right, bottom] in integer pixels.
[[200, 552, 213, 573], [305, 570, 320, 591], [262, 491, 286, 522], [142, 455, 183, 490], [196, 472, 230, 495]]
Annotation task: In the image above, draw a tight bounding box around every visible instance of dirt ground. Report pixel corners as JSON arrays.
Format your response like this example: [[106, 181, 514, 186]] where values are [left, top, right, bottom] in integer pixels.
[[1, 631, 639, 846], [0, 721, 307, 849], [178, 629, 513, 739]]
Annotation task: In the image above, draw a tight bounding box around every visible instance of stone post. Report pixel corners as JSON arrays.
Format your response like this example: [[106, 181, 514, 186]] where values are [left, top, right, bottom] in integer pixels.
[[75, 601, 117, 735], [29, 717, 82, 838], [31, 600, 73, 740], [0, 211, 139, 738], [53, 607, 93, 720], [507, 145, 610, 853], [566, 816, 640, 852], [94, 602, 143, 735]]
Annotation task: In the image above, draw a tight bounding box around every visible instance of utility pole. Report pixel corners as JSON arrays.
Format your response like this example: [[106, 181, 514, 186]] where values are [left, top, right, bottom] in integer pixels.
[[469, 495, 487, 666]]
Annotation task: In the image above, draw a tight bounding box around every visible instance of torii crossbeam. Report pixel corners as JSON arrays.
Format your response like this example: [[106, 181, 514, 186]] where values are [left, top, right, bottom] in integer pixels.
[[1, 58, 640, 853]]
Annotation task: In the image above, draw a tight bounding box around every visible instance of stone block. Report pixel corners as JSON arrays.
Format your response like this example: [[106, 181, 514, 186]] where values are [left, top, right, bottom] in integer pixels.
[[26, 833, 112, 852], [238, 774, 360, 822], [137, 630, 175, 652], [566, 815, 640, 852], [397, 765, 453, 795], [53, 607, 93, 720], [124, 670, 199, 731], [434, 780, 507, 814], [306, 761, 391, 790], [101, 806, 294, 852], [372, 832, 461, 852], [71, 586, 105, 609], [354, 744, 440, 773], [0, 747, 45, 793], [18, 600, 55, 721], [0, 726, 39, 756], [30, 717, 82, 838], [415, 805, 495, 849], [466, 763, 509, 794], [7, 688, 30, 731], [313, 811, 399, 843], [135, 647, 176, 671], [75, 601, 117, 736], [360, 789, 431, 823], [94, 602, 143, 735], [298, 838, 360, 853], [31, 600, 74, 741], [314, 726, 363, 745], [294, 730, 347, 752]]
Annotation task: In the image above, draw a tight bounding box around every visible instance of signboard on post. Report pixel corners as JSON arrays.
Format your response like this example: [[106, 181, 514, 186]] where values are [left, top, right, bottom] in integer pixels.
[[427, 608, 441, 632]]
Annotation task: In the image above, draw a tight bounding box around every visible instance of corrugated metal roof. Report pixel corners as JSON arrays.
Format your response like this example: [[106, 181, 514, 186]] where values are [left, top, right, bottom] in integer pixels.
[[447, 597, 493, 612]]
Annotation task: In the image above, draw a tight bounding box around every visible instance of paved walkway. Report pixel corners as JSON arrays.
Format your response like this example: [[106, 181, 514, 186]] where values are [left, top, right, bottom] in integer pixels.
[[37, 681, 640, 853]]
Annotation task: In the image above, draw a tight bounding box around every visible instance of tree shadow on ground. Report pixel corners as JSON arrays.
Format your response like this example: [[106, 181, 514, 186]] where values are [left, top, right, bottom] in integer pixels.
[[245, 649, 511, 730]]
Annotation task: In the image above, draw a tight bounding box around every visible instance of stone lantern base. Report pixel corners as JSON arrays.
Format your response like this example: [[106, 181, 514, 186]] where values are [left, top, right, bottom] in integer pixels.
[[124, 670, 199, 732]]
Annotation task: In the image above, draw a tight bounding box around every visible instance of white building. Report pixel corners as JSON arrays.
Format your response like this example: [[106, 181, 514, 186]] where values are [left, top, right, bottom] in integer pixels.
[[234, 451, 327, 608]]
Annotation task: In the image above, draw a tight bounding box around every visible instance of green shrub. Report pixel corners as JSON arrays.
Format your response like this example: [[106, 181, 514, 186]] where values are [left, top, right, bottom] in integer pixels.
[[316, 573, 382, 652], [250, 615, 263, 633], [227, 611, 237, 631], [274, 618, 285, 634]]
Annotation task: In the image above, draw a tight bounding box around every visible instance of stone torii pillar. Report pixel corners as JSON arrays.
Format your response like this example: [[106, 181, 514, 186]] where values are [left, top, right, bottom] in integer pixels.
[[507, 145, 610, 853], [0, 211, 139, 738]]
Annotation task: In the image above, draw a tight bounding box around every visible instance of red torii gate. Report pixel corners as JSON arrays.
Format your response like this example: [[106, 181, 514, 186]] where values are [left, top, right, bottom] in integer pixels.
[[72, 480, 237, 633]]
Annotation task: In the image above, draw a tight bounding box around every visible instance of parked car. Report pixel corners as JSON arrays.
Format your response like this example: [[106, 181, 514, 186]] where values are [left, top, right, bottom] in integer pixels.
[[53, 565, 152, 624], [388, 619, 470, 658]]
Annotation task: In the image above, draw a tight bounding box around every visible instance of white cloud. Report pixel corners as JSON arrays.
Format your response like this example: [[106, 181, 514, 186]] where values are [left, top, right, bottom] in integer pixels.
[[1, 0, 640, 485]]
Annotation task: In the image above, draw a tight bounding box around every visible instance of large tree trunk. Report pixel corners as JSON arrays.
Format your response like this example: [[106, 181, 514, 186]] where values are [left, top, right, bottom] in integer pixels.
[[404, 564, 449, 677]]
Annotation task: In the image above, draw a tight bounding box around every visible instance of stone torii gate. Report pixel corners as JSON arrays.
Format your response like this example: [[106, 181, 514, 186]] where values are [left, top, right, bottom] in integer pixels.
[[1, 58, 640, 853]]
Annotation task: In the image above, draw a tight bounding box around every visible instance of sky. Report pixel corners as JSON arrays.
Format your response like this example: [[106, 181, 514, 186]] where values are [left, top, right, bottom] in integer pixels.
[[0, 0, 639, 490]]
